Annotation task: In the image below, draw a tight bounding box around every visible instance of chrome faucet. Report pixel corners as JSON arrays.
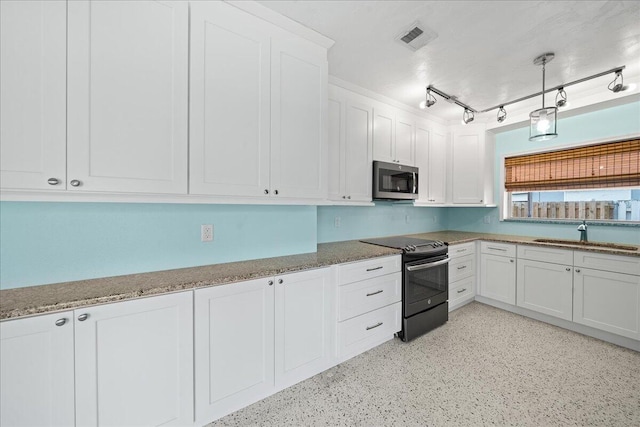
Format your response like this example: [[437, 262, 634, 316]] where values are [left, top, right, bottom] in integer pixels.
[[577, 220, 588, 242]]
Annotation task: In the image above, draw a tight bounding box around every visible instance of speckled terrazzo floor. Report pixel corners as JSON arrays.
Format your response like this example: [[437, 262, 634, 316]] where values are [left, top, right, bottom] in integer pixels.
[[209, 302, 640, 427]]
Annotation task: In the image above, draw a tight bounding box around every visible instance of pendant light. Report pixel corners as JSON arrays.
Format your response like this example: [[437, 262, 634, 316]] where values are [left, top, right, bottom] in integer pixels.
[[529, 53, 558, 141]]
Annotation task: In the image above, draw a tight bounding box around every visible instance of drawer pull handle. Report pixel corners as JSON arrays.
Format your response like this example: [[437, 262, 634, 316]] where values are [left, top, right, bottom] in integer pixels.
[[575, 269, 581, 273], [366, 322, 383, 331], [366, 266, 383, 272], [456, 249, 466, 253], [487, 246, 507, 251], [55, 318, 67, 327], [566, 267, 571, 272], [457, 288, 467, 294], [77, 313, 89, 322], [366, 290, 383, 297], [457, 265, 467, 270]]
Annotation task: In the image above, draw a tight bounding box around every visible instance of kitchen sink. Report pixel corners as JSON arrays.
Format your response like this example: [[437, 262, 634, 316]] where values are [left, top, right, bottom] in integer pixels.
[[533, 239, 638, 251]]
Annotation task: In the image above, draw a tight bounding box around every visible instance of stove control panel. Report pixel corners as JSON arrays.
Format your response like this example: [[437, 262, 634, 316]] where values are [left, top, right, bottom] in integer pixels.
[[403, 240, 447, 253]]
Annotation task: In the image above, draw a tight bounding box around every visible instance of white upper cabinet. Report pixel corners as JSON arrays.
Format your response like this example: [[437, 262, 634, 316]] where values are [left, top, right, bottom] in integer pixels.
[[328, 86, 373, 202], [0, 0, 67, 190], [372, 105, 415, 166], [415, 121, 446, 204], [450, 124, 486, 204], [189, 2, 328, 200], [271, 34, 328, 199], [189, 1, 271, 197], [67, 0, 188, 194]]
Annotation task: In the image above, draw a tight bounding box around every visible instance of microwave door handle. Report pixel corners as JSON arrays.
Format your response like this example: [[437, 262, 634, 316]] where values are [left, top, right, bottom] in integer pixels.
[[406, 258, 450, 271], [413, 172, 416, 193]]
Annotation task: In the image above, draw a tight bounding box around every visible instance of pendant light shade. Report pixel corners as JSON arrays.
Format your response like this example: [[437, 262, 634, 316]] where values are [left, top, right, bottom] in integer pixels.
[[529, 53, 558, 142], [529, 106, 558, 141]]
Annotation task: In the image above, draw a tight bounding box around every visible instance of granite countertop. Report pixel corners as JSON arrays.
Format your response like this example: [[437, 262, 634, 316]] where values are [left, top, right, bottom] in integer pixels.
[[1, 231, 638, 320]]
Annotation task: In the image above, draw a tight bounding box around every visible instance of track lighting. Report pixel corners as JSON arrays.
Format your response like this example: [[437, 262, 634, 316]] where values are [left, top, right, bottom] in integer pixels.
[[420, 88, 436, 109], [555, 87, 567, 108], [608, 70, 625, 93], [462, 108, 474, 124], [497, 106, 507, 123]]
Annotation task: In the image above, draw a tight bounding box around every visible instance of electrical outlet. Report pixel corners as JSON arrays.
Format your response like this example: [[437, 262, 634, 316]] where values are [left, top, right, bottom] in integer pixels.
[[483, 215, 491, 224], [334, 216, 341, 228], [405, 214, 410, 223], [201, 224, 213, 242], [433, 216, 438, 223]]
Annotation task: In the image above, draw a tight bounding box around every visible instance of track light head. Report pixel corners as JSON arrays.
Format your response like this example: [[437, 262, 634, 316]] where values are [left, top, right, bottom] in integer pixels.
[[420, 88, 436, 109], [608, 70, 625, 93], [497, 106, 507, 123], [555, 87, 567, 108], [462, 108, 474, 124]]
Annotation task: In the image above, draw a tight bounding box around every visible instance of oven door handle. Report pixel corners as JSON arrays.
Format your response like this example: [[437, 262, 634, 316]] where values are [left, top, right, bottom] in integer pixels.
[[406, 258, 450, 271]]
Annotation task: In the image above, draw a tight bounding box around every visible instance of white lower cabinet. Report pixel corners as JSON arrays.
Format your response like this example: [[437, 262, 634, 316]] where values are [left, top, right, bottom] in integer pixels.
[[275, 268, 333, 388], [74, 291, 194, 427], [448, 242, 476, 311], [479, 251, 516, 305], [194, 268, 333, 424], [516, 258, 573, 321], [0, 311, 75, 427], [194, 277, 275, 424], [573, 267, 640, 340], [335, 255, 402, 362]]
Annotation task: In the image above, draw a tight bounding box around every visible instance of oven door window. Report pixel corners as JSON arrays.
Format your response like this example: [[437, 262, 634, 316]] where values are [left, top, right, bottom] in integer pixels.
[[379, 169, 415, 193], [404, 257, 448, 317]]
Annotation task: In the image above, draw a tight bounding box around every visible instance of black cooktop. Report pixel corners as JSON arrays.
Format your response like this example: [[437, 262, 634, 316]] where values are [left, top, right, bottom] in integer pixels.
[[360, 236, 447, 254]]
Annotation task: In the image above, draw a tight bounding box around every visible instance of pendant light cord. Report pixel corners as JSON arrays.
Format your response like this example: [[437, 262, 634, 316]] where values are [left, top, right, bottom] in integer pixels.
[[541, 59, 546, 108]]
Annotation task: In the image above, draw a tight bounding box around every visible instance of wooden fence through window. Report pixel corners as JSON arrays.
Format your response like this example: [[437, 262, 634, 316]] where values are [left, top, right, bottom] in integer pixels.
[[511, 201, 616, 219]]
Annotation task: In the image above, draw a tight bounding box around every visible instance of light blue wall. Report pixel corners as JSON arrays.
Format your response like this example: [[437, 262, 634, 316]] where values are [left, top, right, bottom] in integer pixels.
[[0, 202, 317, 289], [447, 100, 640, 244], [318, 204, 446, 243]]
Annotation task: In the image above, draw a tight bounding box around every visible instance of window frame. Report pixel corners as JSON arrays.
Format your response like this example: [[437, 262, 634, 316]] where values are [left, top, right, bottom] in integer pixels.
[[499, 132, 640, 224]]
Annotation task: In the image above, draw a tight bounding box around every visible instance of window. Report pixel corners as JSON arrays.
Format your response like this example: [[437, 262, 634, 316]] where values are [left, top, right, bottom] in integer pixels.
[[504, 138, 640, 222]]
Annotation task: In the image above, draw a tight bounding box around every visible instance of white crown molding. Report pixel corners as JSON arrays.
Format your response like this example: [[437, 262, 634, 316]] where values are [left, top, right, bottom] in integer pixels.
[[224, 1, 335, 49], [328, 76, 448, 127]]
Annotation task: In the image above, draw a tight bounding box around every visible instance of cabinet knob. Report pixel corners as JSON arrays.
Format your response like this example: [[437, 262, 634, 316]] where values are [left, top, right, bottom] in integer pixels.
[[510, 259, 514, 263], [278, 279, 283, 284], [347, 196, 351, 199], [55, 318, 67, 327], [566, 267, 571, 272], [47, 178, 60, 185], [264, 189, 269, 195], [274, 190, 279, 195], [575, 269, 581, 273], [342, 196, 346, 199], [77, 313, 89, 321], [70, 179, 81, 187], [268, 280, 273, 286]]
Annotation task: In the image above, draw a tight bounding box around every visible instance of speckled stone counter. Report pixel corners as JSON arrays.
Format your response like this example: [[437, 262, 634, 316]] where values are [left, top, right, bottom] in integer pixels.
[[1, 231, 638, 320]]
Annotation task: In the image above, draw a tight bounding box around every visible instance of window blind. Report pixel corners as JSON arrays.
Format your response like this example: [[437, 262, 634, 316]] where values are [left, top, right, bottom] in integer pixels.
[[504, 139, 640, 192]]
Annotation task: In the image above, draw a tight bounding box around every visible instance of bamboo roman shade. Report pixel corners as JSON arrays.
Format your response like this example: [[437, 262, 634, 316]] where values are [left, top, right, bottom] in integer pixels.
[[504, 139, 640, 192]]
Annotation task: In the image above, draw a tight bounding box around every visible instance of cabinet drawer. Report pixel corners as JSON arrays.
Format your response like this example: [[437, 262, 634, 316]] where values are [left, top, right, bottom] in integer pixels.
[[449, 254, 475, 282], [449, 242, 475, 258], [574, 251, 640, 276], [517, 244, 573, 265], [337, 302, 401, 360], [481, 241, 516, 257], [450, 276, 475, 304], [337, 255, 401, 286], [338, 273, 401, 321]]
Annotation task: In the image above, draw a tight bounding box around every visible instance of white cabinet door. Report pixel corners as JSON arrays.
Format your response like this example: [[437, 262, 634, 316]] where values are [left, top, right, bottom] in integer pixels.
[[395, 114, 415, 166], [67, 0, 188, 194], [327, 93, 344, 200], [415, 123, 446, 203], [0, 0, 66, 190], [0, 312, 75, 427], [271, 35, 327, 199], [517, 259, 573, 320], [189, 1, 271, 197], [372, 106, 395, 163], [75, 292, 194, 427], [480, 254, 516, 304], [195, 278, 275, 424], [574, 268, 640, 340], [451, 129, 484, 203], [275, 268, 333, 388], [343, 99, 373, 201]]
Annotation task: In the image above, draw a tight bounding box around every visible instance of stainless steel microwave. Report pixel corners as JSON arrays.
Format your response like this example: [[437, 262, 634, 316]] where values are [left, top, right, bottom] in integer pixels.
[[372, 161, 419, 200]]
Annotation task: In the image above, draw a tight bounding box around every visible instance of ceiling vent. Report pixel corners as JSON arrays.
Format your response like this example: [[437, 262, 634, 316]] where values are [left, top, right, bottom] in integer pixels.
[[396, 21, 438, 51]]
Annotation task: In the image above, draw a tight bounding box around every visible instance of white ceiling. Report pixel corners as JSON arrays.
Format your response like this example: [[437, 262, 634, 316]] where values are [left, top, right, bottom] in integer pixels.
[[257, 0, 640, 123]]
